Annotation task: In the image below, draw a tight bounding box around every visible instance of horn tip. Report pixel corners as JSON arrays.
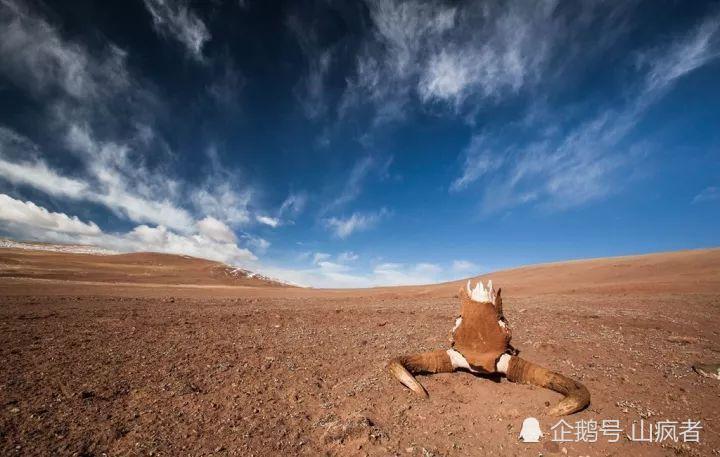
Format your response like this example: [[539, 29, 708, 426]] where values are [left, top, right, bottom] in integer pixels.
[[387, 358, 429, 398]]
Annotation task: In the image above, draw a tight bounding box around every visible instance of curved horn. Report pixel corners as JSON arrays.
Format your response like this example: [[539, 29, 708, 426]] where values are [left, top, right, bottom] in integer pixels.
[[505, 356, 590, 416], [387, 349, 454, 397]]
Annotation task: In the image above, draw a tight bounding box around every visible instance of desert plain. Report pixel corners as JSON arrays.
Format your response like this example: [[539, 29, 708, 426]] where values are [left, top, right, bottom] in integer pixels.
[[1, 244, 719, 456]]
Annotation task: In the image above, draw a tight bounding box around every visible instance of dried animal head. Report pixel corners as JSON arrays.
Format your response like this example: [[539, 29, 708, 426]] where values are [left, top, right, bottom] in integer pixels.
[[387, 280, 591, 416]]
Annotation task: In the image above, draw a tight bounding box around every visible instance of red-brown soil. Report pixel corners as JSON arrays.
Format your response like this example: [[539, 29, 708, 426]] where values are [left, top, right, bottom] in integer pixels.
[[1, 247, 719, 456]]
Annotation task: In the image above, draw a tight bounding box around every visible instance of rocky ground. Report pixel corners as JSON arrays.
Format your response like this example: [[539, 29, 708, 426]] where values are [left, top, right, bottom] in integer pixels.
[[1, 248, 719, 456]]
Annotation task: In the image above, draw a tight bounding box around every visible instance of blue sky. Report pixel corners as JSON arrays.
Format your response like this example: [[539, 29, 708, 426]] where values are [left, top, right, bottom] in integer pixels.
[[0, 0, 719, 287]]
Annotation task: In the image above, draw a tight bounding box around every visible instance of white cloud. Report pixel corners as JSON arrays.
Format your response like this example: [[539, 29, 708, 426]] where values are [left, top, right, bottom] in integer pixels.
[[0, 193, 100, 235], [452, 259, 479, 273], [191, 183, 252, 227], [413, 262, 442, 275], [418, 50, 470, 101], [325, 156, 374, 211], [372, 262, 441, 285], [0, 195, 460, 288], [0, 0, 130, 99], [142, 0, 210, 61], [341, 1, 588, 121], [451, 10, 720, 212], [190, 148, 253, 226], [0, 156, 88, 199], [337, 251, 359, 263], [0, 195, 257, 265], [257, 259, 450, 288], [642, 16, 720, 97], [240, 233, 270, 254], [450, 135, 505, 192], [287, 15, 333, 119], [279, 192, 307, 217], [325, 209, 386, 238], [0, 0, 202, 234], [196, 216, 236, 243], [256, 215, 280, 227], [1, 126, 195, 231], [0, 2, 203, 230], [692, 186, 720, 204], [207, 57, 245, 108], [0, 2, 275, 270], [123, 224, 256, 263], [322, 156, 392, 217], [312, 252, 331, 264]]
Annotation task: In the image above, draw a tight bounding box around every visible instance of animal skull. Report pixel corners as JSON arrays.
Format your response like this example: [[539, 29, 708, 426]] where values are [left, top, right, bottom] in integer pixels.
[[387, 280, 590, 416]]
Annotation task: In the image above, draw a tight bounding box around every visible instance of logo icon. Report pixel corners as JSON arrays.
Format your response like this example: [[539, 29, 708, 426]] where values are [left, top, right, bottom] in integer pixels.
[[519, 417, 543, 443]]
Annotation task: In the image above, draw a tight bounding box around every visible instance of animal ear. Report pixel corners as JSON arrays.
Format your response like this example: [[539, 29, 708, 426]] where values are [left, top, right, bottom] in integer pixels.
[[494, 287, 502, 307], [459, 280, 471, 301], [459, 285, 469, 301]]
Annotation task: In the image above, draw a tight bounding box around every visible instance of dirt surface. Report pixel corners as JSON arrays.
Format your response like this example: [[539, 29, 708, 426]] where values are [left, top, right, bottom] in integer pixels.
[[1, 247, 719, 456]]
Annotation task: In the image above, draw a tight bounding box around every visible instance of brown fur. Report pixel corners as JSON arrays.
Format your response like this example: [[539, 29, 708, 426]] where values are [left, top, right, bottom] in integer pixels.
[[451, 287, 510, 372]]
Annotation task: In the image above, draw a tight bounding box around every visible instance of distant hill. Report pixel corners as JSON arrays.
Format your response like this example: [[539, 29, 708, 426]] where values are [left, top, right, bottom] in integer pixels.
[[0, 239, 291, 288], [396, 247, 720, 298]]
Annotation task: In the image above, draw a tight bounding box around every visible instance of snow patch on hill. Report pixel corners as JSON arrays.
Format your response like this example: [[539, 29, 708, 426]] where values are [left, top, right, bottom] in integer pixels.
[[0, 238, 118, 255], [224, 266, 298, 287]]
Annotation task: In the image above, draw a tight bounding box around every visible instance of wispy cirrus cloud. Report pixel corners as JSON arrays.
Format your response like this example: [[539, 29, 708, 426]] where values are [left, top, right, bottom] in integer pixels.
[[64, 124, 197, 231], [338, 1, 626, 123], [0, 1, 202, 231], [206, 56, 245, 109], [279, 192, 307, 218], [0, 0, 130, 100], [142, 0, 210, 61], [322, 155, 392, 215], [641, 16, 720, 97], [325, 156, 374, 211], [286, 14, 334, 119], [189, 147, 254, 227], [0, 126, 197, 231], [452, 9, 720, 212], [0, 136, 88, 199], [316, 155, 393, 240], [324, 208, 387, 238], [252, 191, 308, 229], [256, 215, 280, 228], [692, 186, 720, 204], [452, 259, 479, 274], [450, 134, 505, 192], [337, 251, 359, 263]]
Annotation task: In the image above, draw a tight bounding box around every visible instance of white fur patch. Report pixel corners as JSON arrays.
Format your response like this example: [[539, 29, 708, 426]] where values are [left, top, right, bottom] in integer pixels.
[[451, 317, 462, 333], [446, 349, 479, 373], [496, 353, 511, 374]]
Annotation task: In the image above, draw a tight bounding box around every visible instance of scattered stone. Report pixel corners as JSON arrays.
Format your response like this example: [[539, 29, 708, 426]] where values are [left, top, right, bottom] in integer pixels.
[[667, 336, 700, 344], [693, 363, 720, 380]]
